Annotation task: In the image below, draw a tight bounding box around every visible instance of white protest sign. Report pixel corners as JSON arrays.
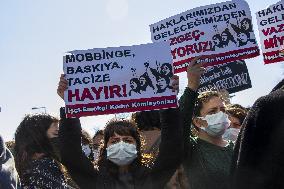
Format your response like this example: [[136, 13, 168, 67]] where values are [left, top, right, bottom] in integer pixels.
[[150, 0, 260, 73], [63, 41, 177, 118], [256, 0, 284, 64]]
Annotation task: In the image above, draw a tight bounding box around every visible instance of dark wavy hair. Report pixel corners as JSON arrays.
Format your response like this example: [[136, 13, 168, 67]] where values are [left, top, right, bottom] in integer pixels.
[[81, 129, 93, 146], [14, 114, 59, 177], [97, 118, 142, 176]]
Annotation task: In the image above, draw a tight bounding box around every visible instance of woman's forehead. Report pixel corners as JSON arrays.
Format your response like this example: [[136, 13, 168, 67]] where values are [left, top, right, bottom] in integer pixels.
[[110, 132, 134, 139], [201, 97, 224, 110]]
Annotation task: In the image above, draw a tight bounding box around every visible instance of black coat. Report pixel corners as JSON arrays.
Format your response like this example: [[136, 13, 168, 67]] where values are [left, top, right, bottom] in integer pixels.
[[59, 108, 183, 189], [231, 89, 284, 189]]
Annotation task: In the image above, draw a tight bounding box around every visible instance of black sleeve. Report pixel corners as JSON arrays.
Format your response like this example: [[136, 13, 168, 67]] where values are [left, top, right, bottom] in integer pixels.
[[59, 108, 98, 186], [178, 87, 198, 158], [151, 107, 183, 187]]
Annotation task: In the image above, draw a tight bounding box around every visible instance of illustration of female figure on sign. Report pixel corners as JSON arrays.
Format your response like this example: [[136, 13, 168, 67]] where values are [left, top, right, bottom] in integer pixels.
[[211, 24, 237, 50], [129, 61, 174, 96], [240, 18, 255, 41], [160, 63, 173, 79], [231, 18, 256, 47], [139, 73, 155, 93], [156, 76, 172, 94], [212, 33, 223, 51], [221, 28, 237, 49], [128, 68, 142, 96], [128, 78, 141, 96]]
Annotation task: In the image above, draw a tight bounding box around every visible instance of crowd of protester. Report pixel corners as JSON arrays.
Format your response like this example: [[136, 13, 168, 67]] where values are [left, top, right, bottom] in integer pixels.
[[0, 56, 283, 189]]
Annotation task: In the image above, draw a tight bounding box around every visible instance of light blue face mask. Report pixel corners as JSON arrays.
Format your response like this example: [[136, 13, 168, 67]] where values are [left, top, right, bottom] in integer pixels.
[[106, 141, 137, 166], [198, 111, 230, 137], [223, 128, 240, 142], [82, 144, 92, 157]]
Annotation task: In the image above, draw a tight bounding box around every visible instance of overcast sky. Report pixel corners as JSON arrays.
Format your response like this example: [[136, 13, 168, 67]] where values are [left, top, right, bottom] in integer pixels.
[[0, 0, 283, 141]]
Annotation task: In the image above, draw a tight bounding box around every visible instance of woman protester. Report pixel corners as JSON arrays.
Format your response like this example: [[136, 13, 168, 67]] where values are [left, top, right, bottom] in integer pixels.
[[223, 104, 248, 142], [179, 57, 233, 189], [81, 129, 95, 161], [14, 114, 70, 189], [57, 74, 183, 189]]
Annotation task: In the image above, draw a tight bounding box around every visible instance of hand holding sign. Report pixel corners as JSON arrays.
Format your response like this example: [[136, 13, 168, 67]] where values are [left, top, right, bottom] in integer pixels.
[[57, 74, 68, 100], [187, 56, 206, 91]]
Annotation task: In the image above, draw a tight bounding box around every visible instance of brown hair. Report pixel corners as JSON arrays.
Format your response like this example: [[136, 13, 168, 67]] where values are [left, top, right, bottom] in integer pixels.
[[226, 104, 248, 124], [97, 118, 143, 176], [193, 91, 221, 117]]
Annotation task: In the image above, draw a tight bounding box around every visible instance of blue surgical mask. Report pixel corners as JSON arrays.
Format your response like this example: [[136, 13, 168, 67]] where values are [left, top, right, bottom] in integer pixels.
[[106, 141, 137, 166], [223, 128, 240, 142], [82, 144, 92, 157], [198, 111, 230, 137]]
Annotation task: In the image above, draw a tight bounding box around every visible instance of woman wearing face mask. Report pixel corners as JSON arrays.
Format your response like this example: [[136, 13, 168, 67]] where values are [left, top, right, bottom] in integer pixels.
[[57, 75, 183, 189], [92, 130, 104, 161], [223, 104, 248, 142], [179, 56, 234, 189], [81, 129, 95, 161]]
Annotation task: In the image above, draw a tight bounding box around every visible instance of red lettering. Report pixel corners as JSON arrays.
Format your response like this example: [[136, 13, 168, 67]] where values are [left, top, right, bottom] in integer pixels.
[[170, 37, 177, 46], [177, 47, 186, 57], [109, 85, 122, 98], [193, 43, 202, 53], [185, 45, 195, 54], [81, 88, 94, 101], [122, 84, 127, 97], [277, 35, 284, 45], [91, 86, 103, 100], [103, 86, 109, 99], [264, 37, 276, 49], [262, 24, 284, 36], [262, 28, 270, 36], [68, 89, 81, 102], [192, 30, 202, 41], [184, 32, 193, 41], [171, 48, 177, 59]]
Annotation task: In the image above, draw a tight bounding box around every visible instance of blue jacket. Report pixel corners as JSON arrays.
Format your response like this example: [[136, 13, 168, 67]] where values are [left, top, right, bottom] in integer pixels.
[[0, 135, 21, 189]]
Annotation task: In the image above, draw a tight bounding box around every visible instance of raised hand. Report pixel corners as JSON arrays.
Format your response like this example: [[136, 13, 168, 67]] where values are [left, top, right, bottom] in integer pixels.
[[187, 56, 206, 91], [57, 74, 68, 100]]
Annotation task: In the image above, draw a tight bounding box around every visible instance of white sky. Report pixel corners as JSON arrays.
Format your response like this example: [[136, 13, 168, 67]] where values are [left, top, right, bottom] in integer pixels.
[[0, 0, 283, 141]]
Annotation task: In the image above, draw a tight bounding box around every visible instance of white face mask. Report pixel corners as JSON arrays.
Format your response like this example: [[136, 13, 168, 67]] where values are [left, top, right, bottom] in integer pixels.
[[223, 128, 240, 142], [199, 111, 230, 137], [106, 141, 137, 166], [82, 144, 92, 157]]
